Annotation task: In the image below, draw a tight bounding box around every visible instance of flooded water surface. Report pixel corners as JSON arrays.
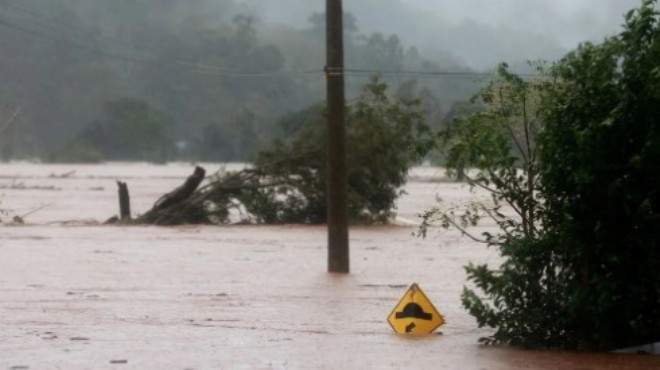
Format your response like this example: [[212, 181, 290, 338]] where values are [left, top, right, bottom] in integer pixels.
[[0, 163, 658, 369]]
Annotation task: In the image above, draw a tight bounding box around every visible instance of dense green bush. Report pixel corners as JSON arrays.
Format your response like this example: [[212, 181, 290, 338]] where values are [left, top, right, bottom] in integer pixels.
[[426, 0, 660, 351], [536, 0, 660, 350]]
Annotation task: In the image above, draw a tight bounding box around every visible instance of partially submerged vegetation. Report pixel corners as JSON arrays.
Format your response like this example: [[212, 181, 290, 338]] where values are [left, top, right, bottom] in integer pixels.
[[2, 0, 657, 355], [117, 79, 433, 226]]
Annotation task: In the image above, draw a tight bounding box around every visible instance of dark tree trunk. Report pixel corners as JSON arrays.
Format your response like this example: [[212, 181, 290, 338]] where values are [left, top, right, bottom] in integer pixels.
[[117, 181, 131, 221], [152, 166, 205, 211], [137, 166, 208, 225]]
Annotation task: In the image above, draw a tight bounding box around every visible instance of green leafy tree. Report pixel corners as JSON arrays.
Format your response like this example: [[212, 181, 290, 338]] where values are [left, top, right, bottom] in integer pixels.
[[536, 0, 660, 350], [217, 78, 434, 224], [54, 97, 174, 163], [418, 64, 556, 349], [420, 63, 543, 245], [422, 0, 660, 350], [196, 108, 261, 161]]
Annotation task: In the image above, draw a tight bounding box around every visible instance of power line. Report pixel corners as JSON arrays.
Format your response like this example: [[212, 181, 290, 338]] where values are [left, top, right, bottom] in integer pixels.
[[325, 67, 545, 79], [1, 0, 248, 74], [0, 17, 292, 78], [2, 1, 80, 31], [0, 3, 545, 81], [0, 2, 290, 77]]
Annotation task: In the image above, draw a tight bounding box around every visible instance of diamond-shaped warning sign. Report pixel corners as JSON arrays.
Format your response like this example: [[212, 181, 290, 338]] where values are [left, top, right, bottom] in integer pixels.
[[387, 283, 445, 334]]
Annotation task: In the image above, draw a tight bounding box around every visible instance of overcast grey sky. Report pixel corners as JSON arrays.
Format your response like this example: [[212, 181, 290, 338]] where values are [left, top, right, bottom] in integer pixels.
[[241, 0, 648, 69], [398, 0, 641, 47]]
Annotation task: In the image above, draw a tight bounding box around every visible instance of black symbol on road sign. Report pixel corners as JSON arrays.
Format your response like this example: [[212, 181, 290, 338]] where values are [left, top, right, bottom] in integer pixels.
[[395, 302, 433, 320], [388, 283, 445, 334], [405, 322, 416, 333]]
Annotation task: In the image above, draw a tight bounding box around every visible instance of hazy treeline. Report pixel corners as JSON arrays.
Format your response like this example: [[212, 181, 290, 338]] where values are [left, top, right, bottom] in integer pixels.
[[0, 0, 482, 162]]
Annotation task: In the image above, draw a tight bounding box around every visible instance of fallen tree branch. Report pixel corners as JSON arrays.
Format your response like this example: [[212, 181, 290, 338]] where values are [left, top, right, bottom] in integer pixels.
[[152, 166, 206, 211], [120, 164, 292, 225]]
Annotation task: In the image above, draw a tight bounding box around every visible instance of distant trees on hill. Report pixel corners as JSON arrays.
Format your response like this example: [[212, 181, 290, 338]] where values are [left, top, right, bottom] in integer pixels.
[[0, 0, 478, 162]]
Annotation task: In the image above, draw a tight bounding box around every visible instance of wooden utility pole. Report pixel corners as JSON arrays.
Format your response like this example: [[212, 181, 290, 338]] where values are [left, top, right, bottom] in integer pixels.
[[326, 0, 349, 273]]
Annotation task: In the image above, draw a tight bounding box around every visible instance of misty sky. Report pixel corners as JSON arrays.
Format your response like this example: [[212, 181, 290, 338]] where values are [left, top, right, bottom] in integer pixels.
[[399, 0, 641, 47], [242, 0, 646, 69]]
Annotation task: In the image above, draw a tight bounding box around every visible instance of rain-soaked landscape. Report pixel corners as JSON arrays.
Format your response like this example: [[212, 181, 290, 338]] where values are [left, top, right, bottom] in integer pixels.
[[2, 0, 660, 367], [1, 162, 658, 369]]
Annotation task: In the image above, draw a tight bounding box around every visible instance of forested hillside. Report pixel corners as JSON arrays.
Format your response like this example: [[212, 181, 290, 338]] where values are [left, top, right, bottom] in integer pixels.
[[0, 0, 502, 162]]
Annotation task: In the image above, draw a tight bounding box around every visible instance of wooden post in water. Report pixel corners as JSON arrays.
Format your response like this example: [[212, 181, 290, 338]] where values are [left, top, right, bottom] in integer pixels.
[[326, 0, 349, 273], [117, 181, 131, 221]]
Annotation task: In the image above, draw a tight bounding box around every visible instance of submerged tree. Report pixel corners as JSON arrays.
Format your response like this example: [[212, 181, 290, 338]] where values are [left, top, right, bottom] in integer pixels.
[[243, 78, 433, 224], [133, 78, 434, 225]]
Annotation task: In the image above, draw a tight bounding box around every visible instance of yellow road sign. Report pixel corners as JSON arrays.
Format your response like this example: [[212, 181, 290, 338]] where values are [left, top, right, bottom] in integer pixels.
[[387, 283, 445, 334]]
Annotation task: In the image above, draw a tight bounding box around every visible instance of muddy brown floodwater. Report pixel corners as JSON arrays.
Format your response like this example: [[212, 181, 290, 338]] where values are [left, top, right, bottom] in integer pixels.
[[1, 162, 659, 369]]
